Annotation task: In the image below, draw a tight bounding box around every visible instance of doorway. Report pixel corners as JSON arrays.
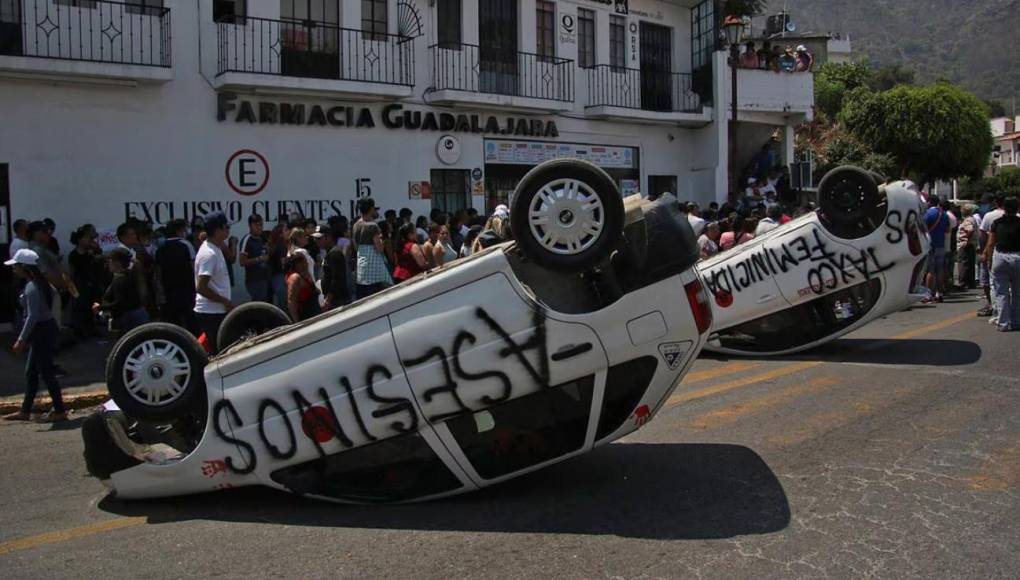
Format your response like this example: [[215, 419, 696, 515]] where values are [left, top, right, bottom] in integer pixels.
[[639, 22, 672, 112], [478, 0, 518, 96], [279, 0, 340, 79]]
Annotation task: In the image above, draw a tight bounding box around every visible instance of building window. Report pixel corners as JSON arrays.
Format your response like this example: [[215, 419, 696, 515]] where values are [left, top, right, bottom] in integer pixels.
[[213, 0, 246, 23], [690, 0, 715, 70], [536, 0, 555, 59], [437, 0, 461, 47], [609, 14, 625, 68], [430, 169, 471, 214], [362, 0, 388, 39], [577, 8, 595, 68]]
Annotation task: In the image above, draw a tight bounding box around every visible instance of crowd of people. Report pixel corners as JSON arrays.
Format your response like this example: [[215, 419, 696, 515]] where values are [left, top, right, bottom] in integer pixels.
[[736, 41, 814, 73], [2, 202, 512, 422], [924, 193, 1020, 331]]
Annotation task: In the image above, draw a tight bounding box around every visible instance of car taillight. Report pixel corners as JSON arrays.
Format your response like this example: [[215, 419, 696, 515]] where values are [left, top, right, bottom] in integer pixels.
[[906, 220, 922, 256], [685, 279, 713, 335]]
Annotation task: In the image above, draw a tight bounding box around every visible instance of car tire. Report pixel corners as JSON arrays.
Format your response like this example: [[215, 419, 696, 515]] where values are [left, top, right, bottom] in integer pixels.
[[105, 323, 208, 422], [510, 159, 625, 270], [818, 165, 886, 239], [217, 302, 291, 351]]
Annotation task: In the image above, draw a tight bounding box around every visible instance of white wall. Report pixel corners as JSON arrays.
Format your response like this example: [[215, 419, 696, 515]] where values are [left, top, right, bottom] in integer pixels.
[[1, 0, 723, 231]]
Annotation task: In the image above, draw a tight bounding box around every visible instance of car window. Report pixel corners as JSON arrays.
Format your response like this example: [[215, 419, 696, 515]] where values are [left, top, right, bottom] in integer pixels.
[[444, 376, 595, 480], [595, 356, 658, 442], [269, 431, 463, 503], [712, 279, 882, 353]]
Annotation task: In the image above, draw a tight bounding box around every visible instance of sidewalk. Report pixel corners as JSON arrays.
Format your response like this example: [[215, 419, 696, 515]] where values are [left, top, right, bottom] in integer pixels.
[[0, 329, 111, 413]]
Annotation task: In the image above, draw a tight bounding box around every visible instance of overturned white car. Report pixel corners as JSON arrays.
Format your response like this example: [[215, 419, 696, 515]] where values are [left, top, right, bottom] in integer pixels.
[[701, 166, 930, 356], [83, 160, 713, 504]]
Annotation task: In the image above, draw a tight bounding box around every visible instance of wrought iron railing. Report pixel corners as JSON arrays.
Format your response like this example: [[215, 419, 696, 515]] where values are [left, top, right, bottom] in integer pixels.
[[587, 65, 701, 113], [430, 43, 574, 103], [0, 0, 171, 67], [216, 16, 414, 86]]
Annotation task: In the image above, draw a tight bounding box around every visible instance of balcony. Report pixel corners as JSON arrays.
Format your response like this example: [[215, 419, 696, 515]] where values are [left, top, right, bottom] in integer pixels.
[[429, 43, 573, 113], [0, 0, 171, 84], [735, 67, 814, 123], [214, 16, 413, 99], [585, 65, 711, 126]]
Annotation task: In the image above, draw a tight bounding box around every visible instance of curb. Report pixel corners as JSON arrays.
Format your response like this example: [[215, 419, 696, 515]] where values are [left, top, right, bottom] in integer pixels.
[[0, 389, 108, 415]]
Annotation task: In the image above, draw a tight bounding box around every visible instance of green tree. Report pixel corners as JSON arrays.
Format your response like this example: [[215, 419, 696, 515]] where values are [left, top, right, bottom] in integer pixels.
[[815, 131, 898, 178], [867, 64, 915, 92], [982, 98, 1007, 118], [814, 61, 871, 121], [839, 83, 994, 185], [959, 168, 1020, 200]]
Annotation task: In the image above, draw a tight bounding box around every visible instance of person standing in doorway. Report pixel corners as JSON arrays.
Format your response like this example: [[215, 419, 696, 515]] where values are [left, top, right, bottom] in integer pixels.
[[353, 198, 391, 299], [239, 214, 270, 303], [3, 250, 66, 422], [193, 212, 233, 355]]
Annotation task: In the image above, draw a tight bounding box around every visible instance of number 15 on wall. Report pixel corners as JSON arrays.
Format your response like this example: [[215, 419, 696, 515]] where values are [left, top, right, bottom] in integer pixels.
[[356, 178, 372, 198]]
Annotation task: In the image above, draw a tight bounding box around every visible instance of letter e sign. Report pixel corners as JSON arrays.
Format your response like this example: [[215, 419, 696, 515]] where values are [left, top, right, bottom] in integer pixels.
[[226, 149, 270, 196]]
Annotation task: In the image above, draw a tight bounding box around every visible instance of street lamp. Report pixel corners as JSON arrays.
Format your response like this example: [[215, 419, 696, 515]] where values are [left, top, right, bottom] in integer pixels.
[[723, 15, 746, 203]]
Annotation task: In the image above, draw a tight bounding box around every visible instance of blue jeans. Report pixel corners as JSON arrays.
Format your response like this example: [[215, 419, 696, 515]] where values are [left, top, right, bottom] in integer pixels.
[[992, 251, 1020, 329], [22, 319, 64, 414]]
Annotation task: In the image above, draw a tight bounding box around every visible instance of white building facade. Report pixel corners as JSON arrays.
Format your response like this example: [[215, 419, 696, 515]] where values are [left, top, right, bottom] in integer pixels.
[[0, 0, 811, 240]]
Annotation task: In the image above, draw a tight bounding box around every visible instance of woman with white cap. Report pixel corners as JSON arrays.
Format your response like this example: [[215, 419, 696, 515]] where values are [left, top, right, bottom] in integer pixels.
[[3, 249, 66, 422]]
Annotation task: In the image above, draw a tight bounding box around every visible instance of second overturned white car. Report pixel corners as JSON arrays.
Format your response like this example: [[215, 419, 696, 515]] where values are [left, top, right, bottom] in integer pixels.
[[701, 166, 931, 356]]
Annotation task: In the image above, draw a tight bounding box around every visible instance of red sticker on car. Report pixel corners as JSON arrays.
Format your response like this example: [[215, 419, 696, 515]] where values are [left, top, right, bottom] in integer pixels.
[[715, 291, 734, 308], [301, 407, 337, 443]]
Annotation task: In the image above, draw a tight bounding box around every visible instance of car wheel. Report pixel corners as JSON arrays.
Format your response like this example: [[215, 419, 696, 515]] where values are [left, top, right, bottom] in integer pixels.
[[818, 165, 886, 239], [217, 302, 291, 351], [510, 159, 625, 270], [105, 323, 208, 421]]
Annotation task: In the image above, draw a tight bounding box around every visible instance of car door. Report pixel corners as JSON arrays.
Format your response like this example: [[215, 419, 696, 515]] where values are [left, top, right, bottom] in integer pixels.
[[214, 317, 471, 502], [389, 272, 608, 484], [699, 234, 789, 333]]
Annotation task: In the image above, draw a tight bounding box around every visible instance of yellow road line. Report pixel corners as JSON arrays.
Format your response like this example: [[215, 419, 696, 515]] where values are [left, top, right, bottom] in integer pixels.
[[680, 362, 759, 385], [665, 361, 824, 408], [0, 517, 146, 557], [891, 311, 975, 340], [691, 376, 840, 430]]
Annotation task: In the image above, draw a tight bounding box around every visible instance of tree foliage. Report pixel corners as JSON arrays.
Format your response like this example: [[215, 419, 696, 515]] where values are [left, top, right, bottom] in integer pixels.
[[815, 131, 898, 179], [959, 167, 1020, 200], [814, 61, 871, 121], [722, 0, 767, 17], [867, 64, 915, 92], [839, 83, 994, 183], [982, 98, 1007, 118]]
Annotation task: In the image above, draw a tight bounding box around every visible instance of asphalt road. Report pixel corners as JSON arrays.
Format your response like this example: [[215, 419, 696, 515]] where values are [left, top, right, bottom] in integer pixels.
[[1, 291, 1017, 579]]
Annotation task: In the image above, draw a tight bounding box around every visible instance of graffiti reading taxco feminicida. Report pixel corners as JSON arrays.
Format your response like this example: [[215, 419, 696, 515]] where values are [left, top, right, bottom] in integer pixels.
[[211, 307, 588, 475], [702, 209, 917, 300]]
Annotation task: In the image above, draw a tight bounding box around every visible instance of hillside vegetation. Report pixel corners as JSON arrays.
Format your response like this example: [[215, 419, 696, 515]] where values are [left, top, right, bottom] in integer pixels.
[[791, 0, 1020, 106]]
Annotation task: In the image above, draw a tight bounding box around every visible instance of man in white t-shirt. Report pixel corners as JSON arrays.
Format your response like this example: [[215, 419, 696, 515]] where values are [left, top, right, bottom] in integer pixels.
[[977, 195, 1006, 317], [686, 203, 706, 237], [194, 211, 233, 354]]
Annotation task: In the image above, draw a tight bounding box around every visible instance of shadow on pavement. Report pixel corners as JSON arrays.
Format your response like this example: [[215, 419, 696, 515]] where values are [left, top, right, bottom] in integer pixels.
[[98, 443, 790, 540], [778, 338, 982, 366]]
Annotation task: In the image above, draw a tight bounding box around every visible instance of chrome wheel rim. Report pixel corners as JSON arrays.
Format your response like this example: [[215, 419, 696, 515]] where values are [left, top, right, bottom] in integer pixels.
[[121, 339, 192, 407], [527, 178, 605, 256]]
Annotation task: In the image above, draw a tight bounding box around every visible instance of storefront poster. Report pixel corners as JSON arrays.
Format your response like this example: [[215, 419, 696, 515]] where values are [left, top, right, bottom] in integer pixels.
[[408, 181, 432, 200], [621, 179, 640, 196], [484, 140, 636, 169]]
